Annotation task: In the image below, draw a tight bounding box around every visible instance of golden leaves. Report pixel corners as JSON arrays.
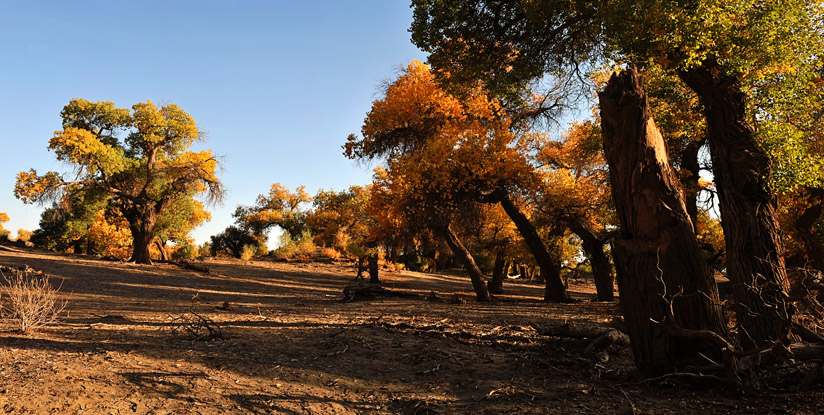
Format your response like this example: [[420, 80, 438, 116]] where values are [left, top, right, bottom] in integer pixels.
[[50, 127, 127, 174], [14, 170, 62, 204]]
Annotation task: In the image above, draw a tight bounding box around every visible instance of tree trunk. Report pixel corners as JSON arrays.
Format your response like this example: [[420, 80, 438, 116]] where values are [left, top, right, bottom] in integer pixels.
[[569, 222, 614, 301], [496, 193, 570, 302], [368, 253, 380, 284], [355, 256, 365, 279], [679, 62, 795, 349], [488, 253, 506, 294], [154, 239, 169, 262], [440, 225, 490, 302], [85, 239, 96, 255], [128, 211, 158, 265], [600, 69, 727, 375]]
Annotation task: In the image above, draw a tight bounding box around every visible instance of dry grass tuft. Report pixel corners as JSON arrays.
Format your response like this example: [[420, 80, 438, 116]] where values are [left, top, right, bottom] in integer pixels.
[[1, 270, 68, 333]]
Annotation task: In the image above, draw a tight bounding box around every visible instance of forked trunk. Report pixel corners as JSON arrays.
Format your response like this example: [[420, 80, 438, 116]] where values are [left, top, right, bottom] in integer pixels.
[[600, 69, 727, 375], [154, 239, 169, 262], [570, 223, 614, 301], [680, 62, 795, 349], [440, 225, 490, 302], [497, 193, 569, 302]]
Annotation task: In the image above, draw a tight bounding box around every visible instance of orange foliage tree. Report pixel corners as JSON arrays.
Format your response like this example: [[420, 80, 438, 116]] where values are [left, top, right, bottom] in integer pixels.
[[346, 61, 570, 302], [534, 121, 617, 300]]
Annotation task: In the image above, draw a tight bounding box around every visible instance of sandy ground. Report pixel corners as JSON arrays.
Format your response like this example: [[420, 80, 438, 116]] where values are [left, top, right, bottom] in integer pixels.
[[0, 244, 822, 414]]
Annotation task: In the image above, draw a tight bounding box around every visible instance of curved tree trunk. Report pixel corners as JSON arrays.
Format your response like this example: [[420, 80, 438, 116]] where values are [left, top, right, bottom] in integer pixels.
[[679, 62, 795, 349], [440, 225, 490, 302], [496, 193, 570, 302], [154, 239, 169, 262], [569, 222, 614, 301], [600, 69, 727, 375]]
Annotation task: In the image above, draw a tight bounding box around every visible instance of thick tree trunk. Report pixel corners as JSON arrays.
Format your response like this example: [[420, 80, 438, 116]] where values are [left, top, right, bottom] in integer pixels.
[[440, 225, 490, 302], [368, 253, 380, 284], [569, 222, 614, 301], [496, 194, 570, 302], [680, 62, 795, 349], [488, 253, 506, 294], [600, 69, 727, 375], [128, 211, 158, 265], [130, 227, 154, 264]]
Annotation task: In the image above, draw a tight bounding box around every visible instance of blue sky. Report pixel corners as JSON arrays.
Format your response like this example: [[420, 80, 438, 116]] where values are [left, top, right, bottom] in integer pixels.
[[0, 1, 426, 245]]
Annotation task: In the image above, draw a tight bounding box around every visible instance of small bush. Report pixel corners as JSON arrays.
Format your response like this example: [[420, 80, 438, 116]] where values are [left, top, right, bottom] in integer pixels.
[[171, 242, 199, 261], [273, 230, 316, 260], [239, 244, 257, 260], [321, 247, 342, 260], [1, 271, 68, 333], [198, 242, 213, 258]]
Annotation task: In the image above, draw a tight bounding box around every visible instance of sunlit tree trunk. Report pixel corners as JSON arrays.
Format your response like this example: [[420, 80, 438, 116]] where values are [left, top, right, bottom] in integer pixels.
[[680, 61, 795, 349], [124, 206, 159, 265], [154, 239, 169, 262], [600, 69, 727, 375]]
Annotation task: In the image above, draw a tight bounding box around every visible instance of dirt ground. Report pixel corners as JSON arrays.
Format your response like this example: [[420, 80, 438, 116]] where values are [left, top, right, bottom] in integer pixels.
[[0, 244, 821, 414]]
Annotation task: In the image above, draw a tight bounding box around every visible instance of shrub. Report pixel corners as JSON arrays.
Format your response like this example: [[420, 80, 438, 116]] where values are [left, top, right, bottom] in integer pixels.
[[171, 242, 199, 261], [239, 244, 256, 260], [273, 230, 316, 260], [1, 270, 68, 333], [198, 242, 213, 258], [321, 247, 342, 260]]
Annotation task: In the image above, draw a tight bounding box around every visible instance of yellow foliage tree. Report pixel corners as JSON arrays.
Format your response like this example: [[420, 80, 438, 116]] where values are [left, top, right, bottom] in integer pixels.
[[14, 99, 222, 264]]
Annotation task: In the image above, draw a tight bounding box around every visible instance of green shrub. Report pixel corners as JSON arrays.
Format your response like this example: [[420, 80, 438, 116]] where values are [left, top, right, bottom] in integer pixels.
[[273, 230, 316, 260]]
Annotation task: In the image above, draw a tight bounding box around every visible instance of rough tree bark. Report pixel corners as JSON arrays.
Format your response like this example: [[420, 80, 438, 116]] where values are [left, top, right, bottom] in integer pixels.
[[124, 203, 161, 265], [569, 222, 614, 301], [439, 225, 491, 302], [679, 61, 795, 349], [495, 192, 570, 302], [600, 69, 727, 375]]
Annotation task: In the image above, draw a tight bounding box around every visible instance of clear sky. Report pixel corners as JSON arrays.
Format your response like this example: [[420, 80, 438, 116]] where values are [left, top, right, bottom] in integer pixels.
[[0, 1, 426, 246]]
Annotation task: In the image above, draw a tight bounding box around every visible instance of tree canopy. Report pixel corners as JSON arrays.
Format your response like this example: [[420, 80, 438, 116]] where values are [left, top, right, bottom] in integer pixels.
[[14, 99, 222, 263]]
